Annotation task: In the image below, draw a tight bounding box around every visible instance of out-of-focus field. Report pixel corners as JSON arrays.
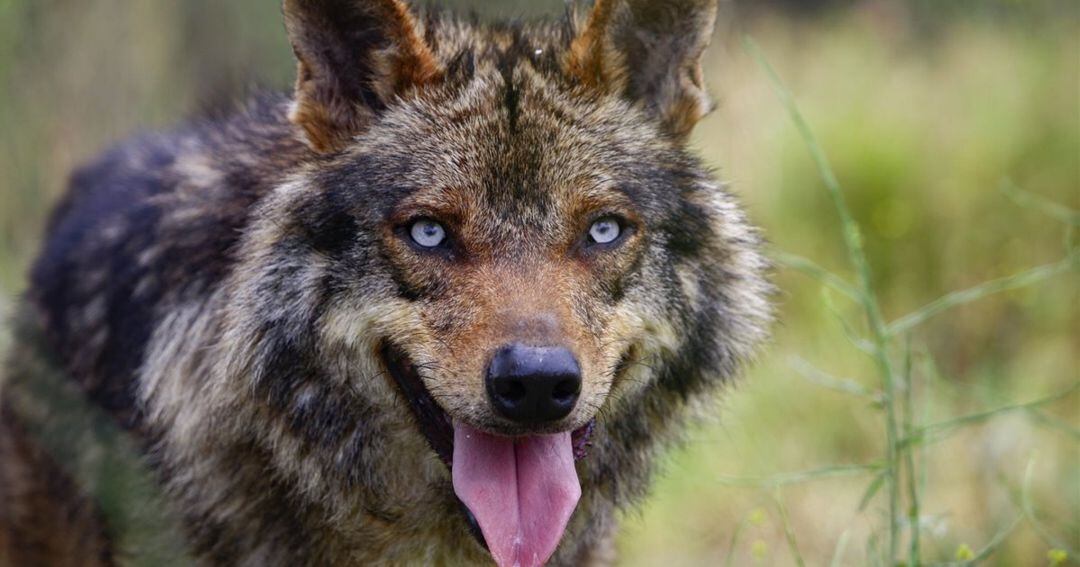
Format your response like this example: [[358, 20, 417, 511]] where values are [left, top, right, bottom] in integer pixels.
[[0, 1, 1076, 565]]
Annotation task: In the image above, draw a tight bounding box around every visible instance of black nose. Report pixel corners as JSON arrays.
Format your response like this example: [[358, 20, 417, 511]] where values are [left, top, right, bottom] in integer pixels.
[[486, 344, 581, 424]]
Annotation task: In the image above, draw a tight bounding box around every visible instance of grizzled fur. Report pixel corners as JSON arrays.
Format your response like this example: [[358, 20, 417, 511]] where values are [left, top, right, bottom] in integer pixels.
[[0, 0, 771, 565]]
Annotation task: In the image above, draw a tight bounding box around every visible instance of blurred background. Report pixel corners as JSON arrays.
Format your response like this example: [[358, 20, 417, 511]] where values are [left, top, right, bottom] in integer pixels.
[[0, 0, 1076, 565]]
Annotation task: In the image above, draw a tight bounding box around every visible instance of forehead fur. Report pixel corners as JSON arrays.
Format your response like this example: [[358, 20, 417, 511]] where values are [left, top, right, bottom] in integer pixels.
[[305, 14, 710, 236]]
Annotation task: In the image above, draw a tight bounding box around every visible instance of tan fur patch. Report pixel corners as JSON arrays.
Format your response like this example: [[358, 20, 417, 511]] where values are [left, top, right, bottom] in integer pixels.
[[566, 0, 625, 90]]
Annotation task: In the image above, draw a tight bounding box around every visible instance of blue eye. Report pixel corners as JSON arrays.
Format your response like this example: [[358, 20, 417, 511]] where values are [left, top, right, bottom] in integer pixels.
[[588, 217, 621, 245], [410, 219, 446, 248]]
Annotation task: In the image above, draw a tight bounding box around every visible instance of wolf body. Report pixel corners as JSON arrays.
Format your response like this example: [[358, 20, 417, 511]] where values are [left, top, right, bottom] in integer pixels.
[[0, 1, 771, 565]]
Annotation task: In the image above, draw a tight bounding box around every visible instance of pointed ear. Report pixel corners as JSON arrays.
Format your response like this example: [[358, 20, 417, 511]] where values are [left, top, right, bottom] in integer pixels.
[[567, 0, 719, 140], [283, 0, 441, 152]]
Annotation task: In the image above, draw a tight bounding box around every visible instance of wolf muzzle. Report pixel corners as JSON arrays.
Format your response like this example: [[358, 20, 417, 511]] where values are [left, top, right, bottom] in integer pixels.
[[485, 343, 582, 425]]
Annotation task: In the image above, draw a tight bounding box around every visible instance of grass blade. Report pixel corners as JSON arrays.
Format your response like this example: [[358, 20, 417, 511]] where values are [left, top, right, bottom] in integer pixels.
[[723, 512, 751, 567], [900, 336, 922, 565], [1023, 408, 1080, 441], [822, 288, 877, 355], [790, 356, 878, 400], [901, 385, 1079, 448], [887, 259, 1075, 336], [774, 490, 807, 567], [773, 251, 863, 302], [829, 529, 852, 567], [744, 35, 904, 563], [858, 469, 889, 512], [719, 463, 883, 487], [1019, 456, 1078, 556], [968, 516, 1023, 564], [1000, 179, 1080, 226]]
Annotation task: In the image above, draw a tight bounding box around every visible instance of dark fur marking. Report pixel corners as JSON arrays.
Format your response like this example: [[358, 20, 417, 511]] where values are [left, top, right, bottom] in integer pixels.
[[32, 150, 170, 428], [497, 41, 522, 132], [446, 48, 477, 83], [31, 95, 305, 431], [301, 201, 359, 258], [664, 199, 712, 258]]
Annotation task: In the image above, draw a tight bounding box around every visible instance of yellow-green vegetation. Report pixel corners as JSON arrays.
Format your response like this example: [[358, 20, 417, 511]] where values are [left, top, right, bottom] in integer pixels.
[[620, 10, 1078, 567], [0, 2, 1075, 565]]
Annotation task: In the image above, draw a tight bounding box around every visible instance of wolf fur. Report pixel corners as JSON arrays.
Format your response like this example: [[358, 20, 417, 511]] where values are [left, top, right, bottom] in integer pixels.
[[0, 0, 771, 564]]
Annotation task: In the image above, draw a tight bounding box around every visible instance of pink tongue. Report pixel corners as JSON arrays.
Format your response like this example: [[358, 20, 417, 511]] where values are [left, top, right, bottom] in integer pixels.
[[452, 423, 581, 567]]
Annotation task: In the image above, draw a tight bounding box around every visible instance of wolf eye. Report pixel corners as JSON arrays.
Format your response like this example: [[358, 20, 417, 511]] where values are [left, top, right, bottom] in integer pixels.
[[588, 217, 621, 245], [410, 219, 446, 248]]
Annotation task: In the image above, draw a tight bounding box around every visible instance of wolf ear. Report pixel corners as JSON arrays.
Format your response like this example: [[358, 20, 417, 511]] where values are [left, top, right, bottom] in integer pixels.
[[283, 0, 441, 152], [568, 0, 718, 140]]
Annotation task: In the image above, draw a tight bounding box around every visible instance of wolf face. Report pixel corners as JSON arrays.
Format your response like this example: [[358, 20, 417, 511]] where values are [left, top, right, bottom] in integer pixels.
[[11, 1, 771, 565], [195, 2, 769, 564]]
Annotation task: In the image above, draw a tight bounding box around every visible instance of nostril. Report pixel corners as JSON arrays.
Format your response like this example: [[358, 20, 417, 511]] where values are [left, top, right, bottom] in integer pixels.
[[552, 378, 580, 403], [494, 379, 527, 402]]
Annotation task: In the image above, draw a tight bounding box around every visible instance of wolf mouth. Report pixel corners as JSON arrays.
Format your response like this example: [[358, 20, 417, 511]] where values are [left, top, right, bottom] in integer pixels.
[[379, 342, 596, 561], [380, 343, 456, 466], [380, 343, 596, 467]]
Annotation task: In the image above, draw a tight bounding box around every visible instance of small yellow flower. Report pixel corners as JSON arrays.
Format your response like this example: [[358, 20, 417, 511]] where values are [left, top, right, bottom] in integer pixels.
[[749, 508, 767, 526], [751, 539, 768, 562], [1047, 549, 1068, 566], [955, 543, 975, 561]]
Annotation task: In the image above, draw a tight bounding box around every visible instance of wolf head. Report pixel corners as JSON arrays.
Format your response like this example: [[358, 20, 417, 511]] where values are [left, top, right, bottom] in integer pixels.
[[184, 1, 770, 564]]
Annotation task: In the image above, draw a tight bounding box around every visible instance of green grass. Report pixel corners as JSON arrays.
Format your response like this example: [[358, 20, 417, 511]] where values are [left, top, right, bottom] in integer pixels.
[[730, 35, 1076, 566], [618, 10, 1077, 567]]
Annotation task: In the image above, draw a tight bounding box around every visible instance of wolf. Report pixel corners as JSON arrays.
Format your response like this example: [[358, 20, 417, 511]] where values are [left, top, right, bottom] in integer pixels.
[[0, 0, 771, 565]]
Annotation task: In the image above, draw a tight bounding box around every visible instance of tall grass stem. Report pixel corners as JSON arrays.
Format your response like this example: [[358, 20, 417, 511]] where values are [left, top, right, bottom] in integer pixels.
[[745, 36, 904, 565]]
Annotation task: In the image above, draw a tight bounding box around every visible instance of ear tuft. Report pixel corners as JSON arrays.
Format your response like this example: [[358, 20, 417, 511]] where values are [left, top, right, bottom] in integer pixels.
[[566, 0, 624, 90], [567, 0, 718, 140], [283, 0, 442, 152]]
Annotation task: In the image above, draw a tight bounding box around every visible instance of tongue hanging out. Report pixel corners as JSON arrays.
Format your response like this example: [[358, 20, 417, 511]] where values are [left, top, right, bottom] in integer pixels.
[[452, 423, 581, 567]]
